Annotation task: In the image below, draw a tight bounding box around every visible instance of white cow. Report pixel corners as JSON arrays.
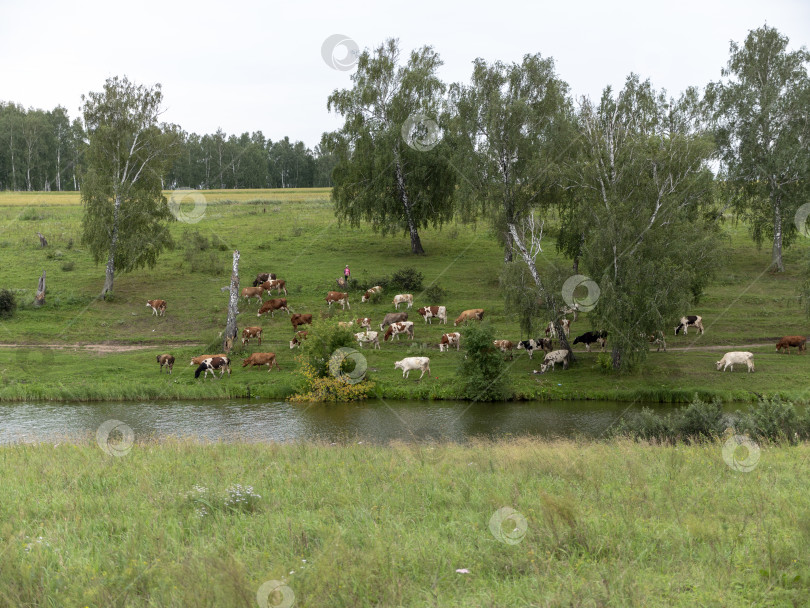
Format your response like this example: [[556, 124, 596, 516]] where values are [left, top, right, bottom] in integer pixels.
[[537, 349, 569, 373], [716, 351, 755, 373], [393, 294, 413, 310], [394, 356, 431, 379], [355, 331, 381, 349]]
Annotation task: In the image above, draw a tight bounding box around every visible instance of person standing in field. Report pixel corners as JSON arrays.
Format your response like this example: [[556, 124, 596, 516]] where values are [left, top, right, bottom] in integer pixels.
[[344, 265, 351, 284]]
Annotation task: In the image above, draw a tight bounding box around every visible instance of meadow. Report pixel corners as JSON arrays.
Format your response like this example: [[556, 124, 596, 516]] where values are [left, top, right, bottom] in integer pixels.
[[1, 188, 809, 403]]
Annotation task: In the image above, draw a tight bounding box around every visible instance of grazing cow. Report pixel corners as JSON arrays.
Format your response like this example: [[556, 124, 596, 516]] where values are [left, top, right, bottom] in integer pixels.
[[573, 331, 607, 352], [289, 330, 308, 349], [776, 335, 807, 355], [252, 273, 276, 287], [675, 315, 704, 335], [716, 351, 755, 373], [361, 286, 383, 303], [257, 298, 290, 318], [493, 340, 515, 359], [240, 287, 264, 304], [439, 332, 461, 352], [418, 306, 447, 325], [241, 326, 263, 347], [146, 299, 166, 316], [190, 353, 227, 366], [290, 313, 313, 331], [393, 294, 413, 310], [355, 317, 371, 330], [648, 331, 666, 352], [394, 356, 431, 379], [562, 304, 580, 322], [538, 349, 570, 373], [326, 291, 350, 310], [194, 356, 231, 379], [242, 352, 280, 372], [156, 354, 174, 374], [380, 312, 408, 332], [384, 321, 415, 341], [261, 279, 288, 296], [545, 319, 571, 339], [454, 309, 485, 326], [516, 339, 540, 359], [355, 331, 381, 349]]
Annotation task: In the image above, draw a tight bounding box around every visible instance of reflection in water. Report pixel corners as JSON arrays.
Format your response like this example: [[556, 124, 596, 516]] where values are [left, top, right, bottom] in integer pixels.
[[0, 399, 683, 445]]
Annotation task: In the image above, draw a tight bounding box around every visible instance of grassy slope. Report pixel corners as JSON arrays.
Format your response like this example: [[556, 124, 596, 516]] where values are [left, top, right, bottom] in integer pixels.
[[1, 189, 809, 402]]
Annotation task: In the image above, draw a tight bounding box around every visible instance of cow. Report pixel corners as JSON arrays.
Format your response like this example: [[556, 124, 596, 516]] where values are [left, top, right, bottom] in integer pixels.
[[326, 291, 350, 310], [439, 332, 461, 352], [261, 279, 287, 296], [675, 315, 704, 335], [355, 331, 381, 349], [361, 286, 383, 303], [242, 352, 280, 372], [545, 319, 571, 339], [338, 321, 355, 329], [257, 298, 290, 318], [776, 335, 807, 355], [394, 356, 431, 379], [573, 331, 607, 352], [380, 312, 408, 332], [291, 313, 313, 331], [289, 330, 308, 349], [190, 353, 227, 366], [156, 354, 174, 374], [241, 326, 263, 347], [240, 287, 264, 304], [562, 304, 580, 322], [454, 309, 484, 326], [537, 349, 569, 373], [516, 339, 542, 360], [648, 331, 666, 352], [384, 321, 415, 341], [418, 306, 447, 325], [493, 340, 515, 359], [252, 273, 276, 287], [355, 317, 372, 330], [716, 351, 755, 373], [194, 356, 231, 379], [393, 294, 413, 310], [146, 299, 166, 316]]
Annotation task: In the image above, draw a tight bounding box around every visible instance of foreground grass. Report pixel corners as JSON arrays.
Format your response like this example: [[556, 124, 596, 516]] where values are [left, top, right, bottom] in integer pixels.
[[1, 438, 807, 606]]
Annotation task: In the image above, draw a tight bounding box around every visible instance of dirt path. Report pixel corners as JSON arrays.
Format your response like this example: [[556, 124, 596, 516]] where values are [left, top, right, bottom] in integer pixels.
[[663, 343, 776, 352], [0, 342, 203, 353]]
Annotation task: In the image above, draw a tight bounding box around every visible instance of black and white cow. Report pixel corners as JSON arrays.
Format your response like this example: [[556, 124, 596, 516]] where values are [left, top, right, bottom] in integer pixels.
[[194, 356, 231, 379], [516, 338, 552, 359], [572, 331, 607, 352], [675, 315, 704, 335]]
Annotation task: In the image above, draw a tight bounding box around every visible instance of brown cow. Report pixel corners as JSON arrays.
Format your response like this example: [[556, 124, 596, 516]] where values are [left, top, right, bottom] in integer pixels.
[[241, 326, 263, 346], [776, 335, 807, 354], [356, 317, 372, 330], [252, 273, 276, 287], [326, 291, 350, 310], [291, 313, 313, 331], [156, 354, 174, 373], [190, 353, 227, 366], [242, 352, 280, 372], [380, 312, 408, 332], [258, 298, 290, 318], [261, 279, 287, 296], [361, 286, 382, 303], [384, 321, 414, 341], [454, 309, 484, 326], [493, 339, 515, 360], [146, 299, 166, 316], [240, 287, 264, 304], [289, 330, 309, 349], [439, 332, 461, 352]]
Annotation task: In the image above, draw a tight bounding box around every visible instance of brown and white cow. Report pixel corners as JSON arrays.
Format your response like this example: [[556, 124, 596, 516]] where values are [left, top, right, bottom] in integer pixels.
[[493, 340, 515, 359], [392, 294, 413, 310], [418, 306, 447, 325], [338, 321, 355, 329], [241, 326, 263, 347], [454, 309, 484, 326], [289, 330, 309, 349], [156, 354, 174, 374], [240, 287, 264, 304], [326, 291, 350, 310], [146, 299, 166, 316], [355, 317, 372, 330], [355, 331, 381, 349], [439, 332, 461, 352], [545, 319, 570, 339], [380, 312, 408, 332], [195, 356, 231, 379], [190, 353, 227, 366], [291, 313, 313, 331], [258, 298, 290, 318], [242, 352, 280, 372], [384, 321, 415, 341], [361, 286, 383, 303], [261, 279, 287, 296], [776, 335, 807, 354], [648, 331, 667, 352], [252, 273, 276, 287]]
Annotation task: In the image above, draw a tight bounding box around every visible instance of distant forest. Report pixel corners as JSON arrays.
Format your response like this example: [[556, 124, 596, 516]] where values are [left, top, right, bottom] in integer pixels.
[[0, 101, 335, 191]]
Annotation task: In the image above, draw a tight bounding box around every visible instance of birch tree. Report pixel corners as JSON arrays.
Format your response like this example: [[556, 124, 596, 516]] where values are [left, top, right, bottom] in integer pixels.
[[80, 76, 179, 296]]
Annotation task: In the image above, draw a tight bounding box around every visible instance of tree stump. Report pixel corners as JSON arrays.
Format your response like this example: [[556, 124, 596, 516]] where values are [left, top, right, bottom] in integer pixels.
[[37, 232, 48, 248], [34, 270, 46, 308]]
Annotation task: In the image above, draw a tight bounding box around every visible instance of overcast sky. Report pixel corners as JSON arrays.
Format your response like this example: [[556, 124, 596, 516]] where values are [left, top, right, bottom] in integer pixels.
[[1, 0, 808, 149]]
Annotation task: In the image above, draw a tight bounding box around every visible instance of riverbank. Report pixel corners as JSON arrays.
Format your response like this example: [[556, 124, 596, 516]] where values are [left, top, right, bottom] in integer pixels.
[[1, 437, 806, 606]]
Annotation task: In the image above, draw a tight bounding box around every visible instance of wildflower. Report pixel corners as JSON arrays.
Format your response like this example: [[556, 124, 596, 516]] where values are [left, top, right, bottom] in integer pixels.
[[455, 568, 470, 574]]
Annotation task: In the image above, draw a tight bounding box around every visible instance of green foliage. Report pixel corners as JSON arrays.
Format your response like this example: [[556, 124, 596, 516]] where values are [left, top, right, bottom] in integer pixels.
[[390, 267, 423, 291], [0, 289, 16, 318], [19, 208, 44, 221], [594, 353, 613, 373], [424, 283, 447, 303], [500, 262, 543, 338], [61, 261, 75, 272], [734, 396, 804, 443], [458, 322, 511, 401], [293, 319, 359, 379]]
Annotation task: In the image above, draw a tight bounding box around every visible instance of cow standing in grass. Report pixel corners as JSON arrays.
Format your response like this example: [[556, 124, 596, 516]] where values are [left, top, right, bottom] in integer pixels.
[[156, 354, 174, 373]]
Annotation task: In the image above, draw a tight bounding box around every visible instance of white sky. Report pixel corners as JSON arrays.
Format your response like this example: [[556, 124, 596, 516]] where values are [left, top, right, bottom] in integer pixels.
[[1, 0, 808, 149]]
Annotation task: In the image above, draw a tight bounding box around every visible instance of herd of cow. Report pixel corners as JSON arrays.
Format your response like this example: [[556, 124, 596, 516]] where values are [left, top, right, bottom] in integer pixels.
[[148, 282, 809, 380]]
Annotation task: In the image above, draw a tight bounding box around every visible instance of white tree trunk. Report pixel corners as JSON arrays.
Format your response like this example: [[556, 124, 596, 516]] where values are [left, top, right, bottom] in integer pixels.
[[223, 250, 240, 352]]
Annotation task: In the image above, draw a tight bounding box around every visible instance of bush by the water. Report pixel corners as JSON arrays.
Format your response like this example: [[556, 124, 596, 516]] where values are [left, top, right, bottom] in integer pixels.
[[0, 289, 16, 318], [458, 322, 511, 401]]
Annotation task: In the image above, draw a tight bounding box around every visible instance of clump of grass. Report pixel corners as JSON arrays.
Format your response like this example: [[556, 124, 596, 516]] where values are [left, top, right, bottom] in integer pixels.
[[0, 289, 17, 319], [18, 208, 44, 221], [61, 261, 75, 272]]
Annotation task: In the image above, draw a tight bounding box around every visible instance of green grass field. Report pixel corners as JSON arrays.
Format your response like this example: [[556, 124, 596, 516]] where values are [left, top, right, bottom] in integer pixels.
[[1, 188, 809, 402]]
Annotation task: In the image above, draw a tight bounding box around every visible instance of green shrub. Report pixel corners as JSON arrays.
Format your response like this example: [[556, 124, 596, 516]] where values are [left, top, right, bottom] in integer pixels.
[[391, 267, 423, 292], [61, 261, 75, 272], [18, 208, 43, 221], [0, 289, 16, 319], [458, 322, 511, 401], [612, 407, 673, 441], [294, 319, 361, 379], [673, 397, 726, 441], [424, 284, 447, 303], [735, 396, 800, 443]]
